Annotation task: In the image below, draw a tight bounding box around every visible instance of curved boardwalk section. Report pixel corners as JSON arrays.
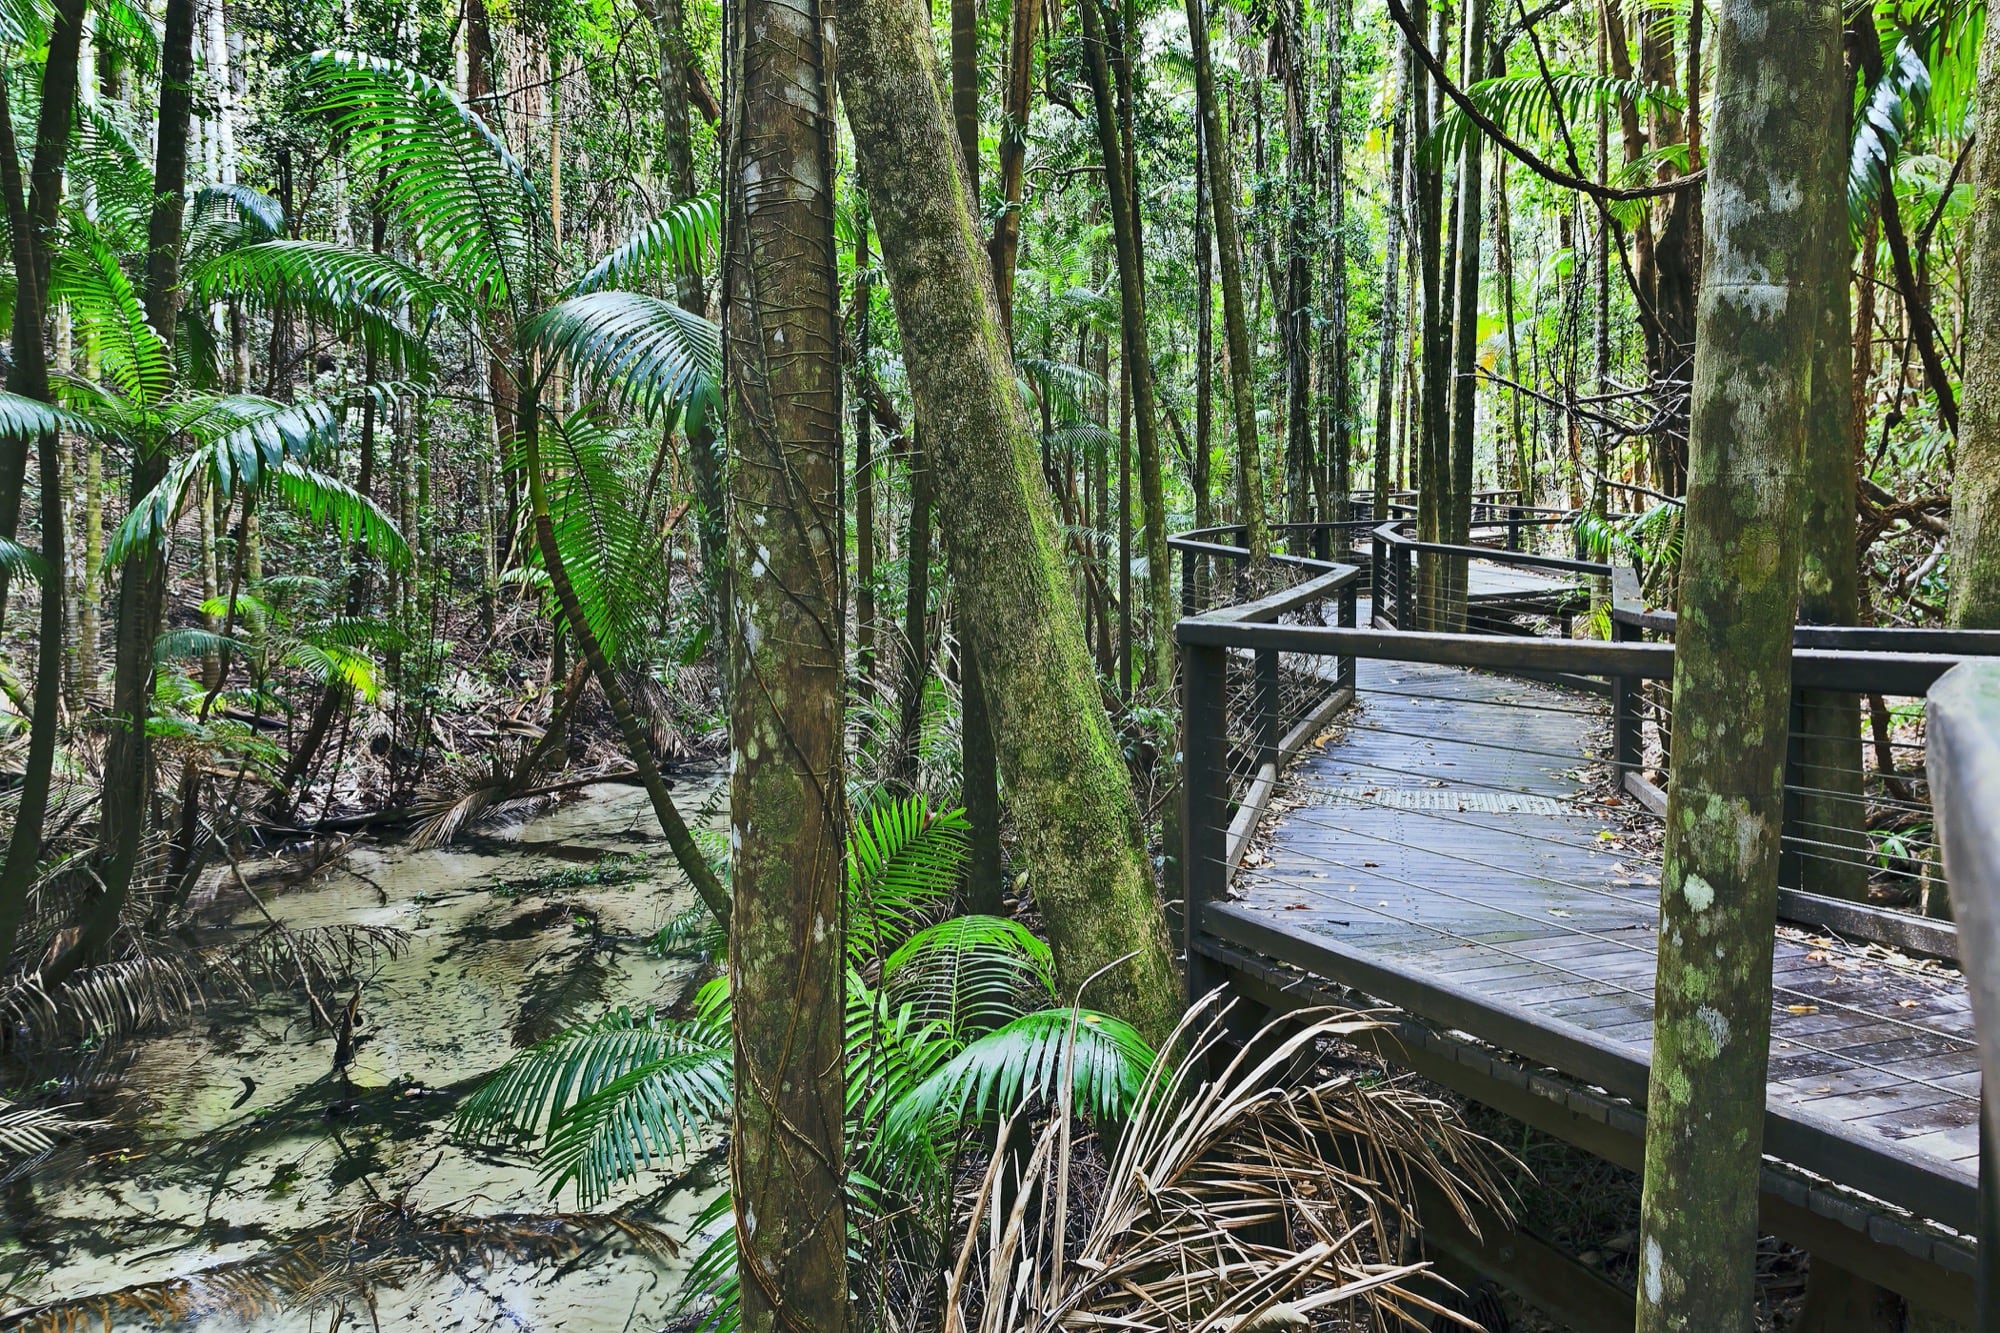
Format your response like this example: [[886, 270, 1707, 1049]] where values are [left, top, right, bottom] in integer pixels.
[[1205, 654, 1980, 1260]]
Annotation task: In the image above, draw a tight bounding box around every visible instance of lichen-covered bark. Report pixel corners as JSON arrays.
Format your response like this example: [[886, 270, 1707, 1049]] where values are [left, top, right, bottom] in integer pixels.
[[836, 0, 1182, 1044], [1950, 10, 2000, 628], [1795, 50, 1867, 901], [722, 0, 848, 1321], [1634, 0, 1842, 1325]]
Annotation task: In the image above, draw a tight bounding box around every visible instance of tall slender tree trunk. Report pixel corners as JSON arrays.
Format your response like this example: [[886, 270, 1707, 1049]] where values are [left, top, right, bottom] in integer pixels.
[[1634, 0, 1842, 1324], [1186, 0, 1268, 562], [1080, 0, 1172, 687], [838, 0, 1182, 1042], [1950, 2, 2000, 627], [1322, 1, 1351, 525], [897, 432, 934, 788], [0, 0, 89, 626], [1796, 54, 1867, 902], [1412, 0, 1446, 624], [61, 0, 202, 985], [722, 0, 848, 1314], [1443, 0, 1489, 625], [1373, 47, 1407, 523], [0, 0, 87, 958], [854, 208, 880, 697], [988, 0, 1042, 329], [1194, 113, 1215, 535], [946, 3, 1007, 919]]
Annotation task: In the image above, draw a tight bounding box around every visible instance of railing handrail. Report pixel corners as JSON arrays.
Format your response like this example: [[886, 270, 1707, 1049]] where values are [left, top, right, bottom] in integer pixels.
[[1370, 519, 1614, 577]]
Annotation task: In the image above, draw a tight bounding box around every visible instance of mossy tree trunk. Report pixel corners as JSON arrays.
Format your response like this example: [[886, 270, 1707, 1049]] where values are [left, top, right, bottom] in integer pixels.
[[1634, 0, 1842, 1324], [722, 0, 849, 1319], [837, 0, 1182, 1043], [1950, 3, 2000, 629]]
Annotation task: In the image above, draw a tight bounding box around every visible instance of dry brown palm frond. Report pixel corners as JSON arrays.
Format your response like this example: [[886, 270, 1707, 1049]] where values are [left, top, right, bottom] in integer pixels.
[[0, 1202, 677, 1332], [0, 921, 404, 1046], [0, 1100, 101, 1159], [947, 997, 1513, 1333]]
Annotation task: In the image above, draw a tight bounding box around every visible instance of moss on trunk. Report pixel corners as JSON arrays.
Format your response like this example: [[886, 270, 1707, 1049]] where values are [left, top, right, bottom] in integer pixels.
[[836, 0, 1182, 1044], [1634, 0, 1843, 1325], [1950, 6, 2000, 629]]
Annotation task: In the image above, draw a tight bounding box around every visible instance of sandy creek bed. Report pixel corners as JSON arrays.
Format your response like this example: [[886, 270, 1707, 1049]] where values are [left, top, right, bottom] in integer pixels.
[[1, 776, 728, 1331]]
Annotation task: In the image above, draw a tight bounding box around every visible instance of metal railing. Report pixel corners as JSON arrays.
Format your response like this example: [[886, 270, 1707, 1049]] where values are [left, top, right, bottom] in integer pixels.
[[1176, 520, 2000, 1259]]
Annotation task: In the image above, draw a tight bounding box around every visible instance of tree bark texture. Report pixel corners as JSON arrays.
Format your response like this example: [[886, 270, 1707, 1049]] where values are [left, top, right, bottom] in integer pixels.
[[723, 0, 850, 1319], [1795, 56, 1866, 902], [838, 0, 1182, 1043], [1950, 5, 2000, 628], [1634, 0, 1842, 1325]]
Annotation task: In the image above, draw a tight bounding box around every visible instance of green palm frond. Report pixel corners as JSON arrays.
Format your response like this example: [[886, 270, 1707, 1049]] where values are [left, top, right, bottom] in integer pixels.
[[0, 0, 51, 47], [525, 411, 672, 663], [572, 194, 720, 294], [266, 461, 412, 568], [184, 183, 285, 266], [69, 103, 155, 242], [1016, 356, 1105, 423], [300, 50, 539, 309], [1427, 72, 1684, 169], [154, 626, 246, 663], [882, 1007, 1155, 1144], [0, 390, 96, 442], [285, 641, 384, 702], [528, 291, 720, 419], [882, 915, 1057, 1038], [846, 796, 969, 959], [537, 1039, 731, 1205], [192, 240, 451, 375], [1850, 36, 1931, 227], [50, 220, 174, 409], [0, 533, 48, 584], [454, 999, 729, 1148]]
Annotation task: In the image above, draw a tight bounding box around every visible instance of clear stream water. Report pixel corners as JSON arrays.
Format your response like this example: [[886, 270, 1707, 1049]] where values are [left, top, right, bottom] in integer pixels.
[[1, 777, 728, 1331]]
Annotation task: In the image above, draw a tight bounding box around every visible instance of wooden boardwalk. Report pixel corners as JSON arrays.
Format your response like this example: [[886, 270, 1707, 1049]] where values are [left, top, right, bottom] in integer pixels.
[[1217, 655, 1981, 1233]]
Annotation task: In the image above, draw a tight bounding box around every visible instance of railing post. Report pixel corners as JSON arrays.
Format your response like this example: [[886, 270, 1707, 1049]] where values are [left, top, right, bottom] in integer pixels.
[[1610, 615, 1642, 790], [1182, 640, 1231, 1006], [1778, 686, 1808, 892], [1338, 582, 1358, 694], [1371, 530, 1386, 614], [1507, 505, 1523, 552], [1313, 524, 1331, 562], [1255, 646, 1282, 769], [1396, 543, 1414, 631]]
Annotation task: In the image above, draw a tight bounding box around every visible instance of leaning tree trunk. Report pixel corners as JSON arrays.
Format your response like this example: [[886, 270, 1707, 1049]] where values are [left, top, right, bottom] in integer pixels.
[[722, 0, 849, 1322], [1633, 0, 1843, 1324], [1950, 3, 2000, 629], [1795, 54, 1868, 903], [1186, 0, 1268, 564], [837, 0, 1182, 1043]]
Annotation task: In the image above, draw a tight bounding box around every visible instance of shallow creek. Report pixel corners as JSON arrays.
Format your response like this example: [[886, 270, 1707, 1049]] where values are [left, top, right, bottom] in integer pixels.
[[1, 776, 727, 1330]]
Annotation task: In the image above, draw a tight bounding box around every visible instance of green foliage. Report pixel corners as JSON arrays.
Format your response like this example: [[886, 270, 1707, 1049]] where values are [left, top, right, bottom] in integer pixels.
[[1426, 72, 1683, 170], [526, 292, 719, 419], [0, 533, 48, 584], [300, 50, 539, 310], [571, 194, 720, 294]]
